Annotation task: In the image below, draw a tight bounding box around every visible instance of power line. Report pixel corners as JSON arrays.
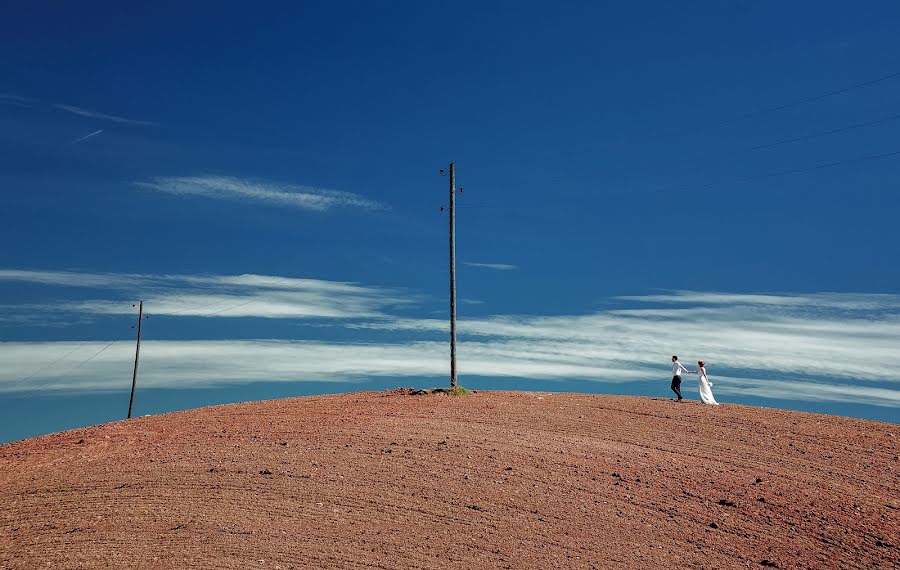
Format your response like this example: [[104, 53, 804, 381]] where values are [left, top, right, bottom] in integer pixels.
[[646, 148, 900, 198], [5, 341, 90, 392], [5, 302, 140, 393], [154, 276, 298, 318], [728, 147, 900, 188], [198, 295, 271, 317], [591, 68, 900, 152], [13, 273, 338, 398], [25, 339, 120, 395], [723, 70, 900, 125], [459, 147, 900, 209], [152, 293, 248, 316], [623, 111, 900, 186], [148, 276, 295, 317], [710, 111, 900, 159], [461, 71, 900, 210], [7, 275, 305, 394], [601, 110, 900, 195]]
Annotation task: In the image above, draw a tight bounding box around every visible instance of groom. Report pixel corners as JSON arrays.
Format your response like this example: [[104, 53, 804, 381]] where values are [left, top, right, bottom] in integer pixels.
[[671, 355, 689, 401]]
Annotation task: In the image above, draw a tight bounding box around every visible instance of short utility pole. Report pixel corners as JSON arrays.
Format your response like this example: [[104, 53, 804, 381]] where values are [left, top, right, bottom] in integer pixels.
[[127, 301, 144, 419]]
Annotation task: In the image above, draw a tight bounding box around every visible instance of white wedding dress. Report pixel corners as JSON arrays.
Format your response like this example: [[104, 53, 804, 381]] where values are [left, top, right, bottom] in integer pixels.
[[698, 367, 719, 405]]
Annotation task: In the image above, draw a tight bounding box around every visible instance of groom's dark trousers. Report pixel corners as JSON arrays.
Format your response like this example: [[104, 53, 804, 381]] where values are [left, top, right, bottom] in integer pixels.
[[671, 375, 683, 400]]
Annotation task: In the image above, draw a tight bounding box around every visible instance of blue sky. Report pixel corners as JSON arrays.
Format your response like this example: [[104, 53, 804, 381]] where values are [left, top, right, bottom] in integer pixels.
[[2, 1, 899, 442]]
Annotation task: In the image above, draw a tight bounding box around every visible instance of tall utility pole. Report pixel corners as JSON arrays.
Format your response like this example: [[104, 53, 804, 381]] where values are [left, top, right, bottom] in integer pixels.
[[127, 301, 144, 419], [448, 163, 458, 387]]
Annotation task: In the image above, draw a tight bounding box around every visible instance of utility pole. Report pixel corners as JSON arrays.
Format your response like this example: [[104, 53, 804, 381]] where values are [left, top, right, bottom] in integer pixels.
[[127, 301, 143, 419], [449, 162, 458, 387]]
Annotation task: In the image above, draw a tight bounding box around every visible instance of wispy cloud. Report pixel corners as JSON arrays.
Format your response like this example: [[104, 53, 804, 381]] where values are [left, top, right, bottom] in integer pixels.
[[54, 104, 154, 127], [464, 262, 518, 271], [135, 176, 384, 212], [2, 270, 899, 408], [69, 129, 103, 144], [0, 269, 156, 289], [716, 376, 900, 407], [615, 290, 900, 311], [0, 93, 34, 108], [0, 269, 414, 320], [0, 339, 650, 394], [1, 95, 153, 126], [2, 339, 897, 409], [349, 292, 900, 388]]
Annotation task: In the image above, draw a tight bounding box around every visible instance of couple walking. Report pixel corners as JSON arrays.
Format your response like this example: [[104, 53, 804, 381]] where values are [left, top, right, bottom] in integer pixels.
[[671, 355, 718, 405]]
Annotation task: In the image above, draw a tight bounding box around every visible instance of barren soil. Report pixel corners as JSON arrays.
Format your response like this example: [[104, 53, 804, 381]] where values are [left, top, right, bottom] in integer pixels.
[[1, 391, 897, 569]]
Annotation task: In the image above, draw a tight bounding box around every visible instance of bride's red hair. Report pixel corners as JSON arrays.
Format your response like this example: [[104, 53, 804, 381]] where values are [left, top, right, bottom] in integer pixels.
[[698, 360, 705, 366]]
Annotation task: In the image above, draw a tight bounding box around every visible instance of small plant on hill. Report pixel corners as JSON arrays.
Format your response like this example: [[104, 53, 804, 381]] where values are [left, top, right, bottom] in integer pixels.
[[433, 385, 469, 396]]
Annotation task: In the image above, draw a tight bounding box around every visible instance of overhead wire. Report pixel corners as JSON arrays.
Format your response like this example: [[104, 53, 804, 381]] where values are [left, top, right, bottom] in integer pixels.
[[720, 70, 900, 126], [670, 147, 900, 194], [457, 69, 900, 209], [9, 70, 900, 396], [6, 275, 304, 394], [458, 147, 900, 209], [181, 273, 336, 318], [722, 111, 900, 156], [25, 339, 121, 395], [4, 341, 91, 392], [587, 68, 900, 153], [148, 275, 296, 317]]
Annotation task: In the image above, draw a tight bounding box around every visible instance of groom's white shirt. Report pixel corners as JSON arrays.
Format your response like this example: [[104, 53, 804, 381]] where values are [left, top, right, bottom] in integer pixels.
[[672, 361, 689, 376]]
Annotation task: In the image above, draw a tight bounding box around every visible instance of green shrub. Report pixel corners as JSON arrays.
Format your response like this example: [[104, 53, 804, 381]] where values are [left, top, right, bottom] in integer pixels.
[[432, 386, 469, 396]]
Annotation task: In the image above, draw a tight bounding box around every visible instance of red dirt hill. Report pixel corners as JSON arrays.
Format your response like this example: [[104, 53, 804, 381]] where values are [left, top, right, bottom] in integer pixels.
[[1, 391, 897, 569]]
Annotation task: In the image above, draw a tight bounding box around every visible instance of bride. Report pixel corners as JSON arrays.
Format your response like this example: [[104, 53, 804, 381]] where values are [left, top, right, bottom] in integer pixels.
[[692, 360, 719, 405]]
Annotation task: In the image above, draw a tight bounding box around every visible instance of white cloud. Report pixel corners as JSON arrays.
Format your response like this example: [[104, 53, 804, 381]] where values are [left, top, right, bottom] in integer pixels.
[[351, 298, 900, 384], [1, 340, 896, 409], [0, 93, 34, 108], [716, 376, 900, 408], [0, 268, 154, 289], [2, 270, 899, 408], [464, 262, 518, 271], [0, 339, 654, 394], [135, 176, 384, 212], [615, 290, 900, 311], [0, 269, 414, 319], [54, 104, 154, 126]]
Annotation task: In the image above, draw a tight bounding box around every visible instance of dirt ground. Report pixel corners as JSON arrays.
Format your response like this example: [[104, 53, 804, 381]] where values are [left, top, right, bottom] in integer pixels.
[[1, 390, 897, 569]]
